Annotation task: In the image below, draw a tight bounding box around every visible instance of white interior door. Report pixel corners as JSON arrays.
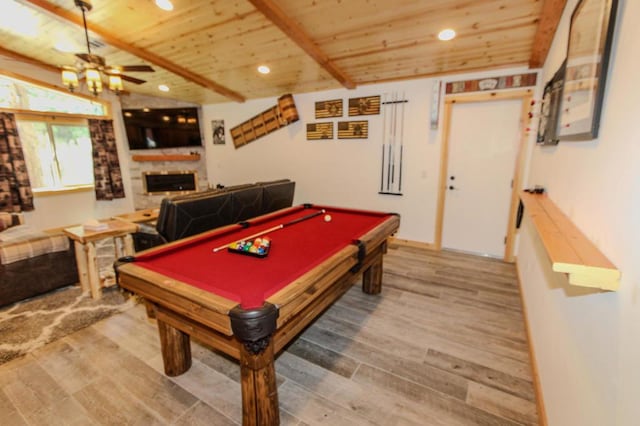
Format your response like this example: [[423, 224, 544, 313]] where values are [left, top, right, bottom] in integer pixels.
[[442, 99, 521, 257]]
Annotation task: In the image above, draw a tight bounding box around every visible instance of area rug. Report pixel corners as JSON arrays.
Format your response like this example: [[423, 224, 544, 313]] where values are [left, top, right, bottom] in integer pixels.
[[0, 285, 138, 365]]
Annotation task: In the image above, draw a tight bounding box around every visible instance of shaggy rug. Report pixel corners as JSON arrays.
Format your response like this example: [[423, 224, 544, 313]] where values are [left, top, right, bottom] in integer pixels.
[[0, 285, 138, 365]]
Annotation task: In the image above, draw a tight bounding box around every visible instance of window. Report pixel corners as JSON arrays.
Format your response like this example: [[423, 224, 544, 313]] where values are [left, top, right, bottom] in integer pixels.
[[16, 115, 94, 191], [0, 73, 107, 116], [1, 70, 111, 194]]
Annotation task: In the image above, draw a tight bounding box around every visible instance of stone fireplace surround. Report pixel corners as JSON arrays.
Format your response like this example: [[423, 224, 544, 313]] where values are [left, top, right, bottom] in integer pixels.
[[128, 147, 207, 210]]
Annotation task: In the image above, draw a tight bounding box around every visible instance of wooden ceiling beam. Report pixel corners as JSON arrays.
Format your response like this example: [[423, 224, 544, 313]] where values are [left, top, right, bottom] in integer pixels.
[[23, 0, 246, 102], [0, 46, 61, 74], [247, 0, 356, 90], [529, 0, 568, 68]]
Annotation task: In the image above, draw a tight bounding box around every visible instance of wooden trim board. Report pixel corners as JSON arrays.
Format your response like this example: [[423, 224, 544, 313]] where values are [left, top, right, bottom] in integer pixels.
[[515, 262, 548, 426], [389, 237, 436, 251]]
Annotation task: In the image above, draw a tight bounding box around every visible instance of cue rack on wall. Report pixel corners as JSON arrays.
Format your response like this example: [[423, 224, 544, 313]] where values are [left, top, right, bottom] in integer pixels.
[[379, 92, 408, 196]]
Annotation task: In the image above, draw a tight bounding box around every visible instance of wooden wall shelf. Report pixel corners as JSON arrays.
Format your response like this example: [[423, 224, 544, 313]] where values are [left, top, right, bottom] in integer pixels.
[[520, 191, 620, 291], [131, 154, 201, 162]]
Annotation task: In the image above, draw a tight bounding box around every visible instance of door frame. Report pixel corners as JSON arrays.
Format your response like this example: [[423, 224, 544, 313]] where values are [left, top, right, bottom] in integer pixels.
[[434, 89, 533, 262]]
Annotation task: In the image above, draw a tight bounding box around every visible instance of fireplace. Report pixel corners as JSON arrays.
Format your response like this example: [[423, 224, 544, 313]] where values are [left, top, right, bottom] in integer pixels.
[[142, 170, 198, 194]]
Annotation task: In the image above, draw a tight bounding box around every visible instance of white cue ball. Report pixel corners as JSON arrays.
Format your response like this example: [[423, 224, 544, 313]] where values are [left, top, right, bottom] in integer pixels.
[[324, 214, 332, 222]]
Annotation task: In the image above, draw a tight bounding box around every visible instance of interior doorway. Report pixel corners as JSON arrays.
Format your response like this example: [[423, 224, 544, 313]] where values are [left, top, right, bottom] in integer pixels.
[[434, 90, 532, 262]]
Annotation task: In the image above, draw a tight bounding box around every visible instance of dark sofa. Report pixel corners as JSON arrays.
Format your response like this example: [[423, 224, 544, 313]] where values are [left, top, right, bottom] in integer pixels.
[[0, 249, 78, 307], [132, 179, 295, 251], [0, 213, 78, 307]]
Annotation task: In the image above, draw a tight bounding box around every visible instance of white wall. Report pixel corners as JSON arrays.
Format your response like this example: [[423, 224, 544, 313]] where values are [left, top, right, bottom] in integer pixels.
[[202, 69, 532, 244], [0, 57, 135, 230], [517, 0, 640, 424]]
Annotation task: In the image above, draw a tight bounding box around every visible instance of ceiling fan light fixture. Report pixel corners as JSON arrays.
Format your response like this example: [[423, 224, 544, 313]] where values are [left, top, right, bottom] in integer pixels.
[[61, 67, 79, 92], [60, 0, 152, 96], [85, 68, 102, 95], [108, 75, 123, 92]]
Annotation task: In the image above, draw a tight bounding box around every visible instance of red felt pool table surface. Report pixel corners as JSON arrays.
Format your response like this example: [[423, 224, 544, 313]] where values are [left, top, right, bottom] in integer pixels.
[[133, 204, 395, 308]]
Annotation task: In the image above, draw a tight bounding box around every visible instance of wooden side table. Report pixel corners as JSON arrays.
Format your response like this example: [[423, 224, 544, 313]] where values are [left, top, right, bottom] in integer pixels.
[[63, 220, 138, 299], [112, 208, 160, 224]]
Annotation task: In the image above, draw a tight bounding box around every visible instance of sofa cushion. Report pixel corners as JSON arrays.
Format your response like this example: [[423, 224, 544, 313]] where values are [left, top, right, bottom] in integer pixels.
[[231, 185, 264, 222], [0, 212, 22, 231], [161, 191, 234, 241], [260, 180, 296, 213], [0, 225, 70, 265]]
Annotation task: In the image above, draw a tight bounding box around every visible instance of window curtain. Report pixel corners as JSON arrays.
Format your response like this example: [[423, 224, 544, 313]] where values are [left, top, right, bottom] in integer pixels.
[[0, 112, 34, 212], [89, 119, 125, 200]]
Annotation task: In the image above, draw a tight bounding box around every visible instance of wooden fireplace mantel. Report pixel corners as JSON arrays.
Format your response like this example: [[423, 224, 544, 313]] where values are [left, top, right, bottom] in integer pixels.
[[131, 154, 201, 162]]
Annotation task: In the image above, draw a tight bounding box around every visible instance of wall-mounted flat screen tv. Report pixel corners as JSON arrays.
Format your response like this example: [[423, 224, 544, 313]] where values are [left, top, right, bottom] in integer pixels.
[[122, 107, 203, 150]]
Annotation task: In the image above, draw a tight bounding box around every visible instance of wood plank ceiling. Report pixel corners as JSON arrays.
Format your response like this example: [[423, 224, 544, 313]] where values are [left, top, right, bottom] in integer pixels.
[[0, 0, 567, 105]]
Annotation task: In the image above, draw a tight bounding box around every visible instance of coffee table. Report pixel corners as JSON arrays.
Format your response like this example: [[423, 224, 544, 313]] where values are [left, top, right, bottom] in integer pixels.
[[63, 220, 138, 299]]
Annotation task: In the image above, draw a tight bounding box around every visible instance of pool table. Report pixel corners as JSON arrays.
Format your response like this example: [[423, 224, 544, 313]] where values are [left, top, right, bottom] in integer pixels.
[[115, 203, 400, 425]]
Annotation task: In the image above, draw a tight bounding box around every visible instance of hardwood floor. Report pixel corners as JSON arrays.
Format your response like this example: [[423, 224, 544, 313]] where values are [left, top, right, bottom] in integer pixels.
[[0, 244, 538, 425]]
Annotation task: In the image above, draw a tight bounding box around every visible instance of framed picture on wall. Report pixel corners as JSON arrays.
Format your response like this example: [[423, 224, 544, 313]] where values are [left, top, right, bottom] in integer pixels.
[[337, 121, 368, 139], [537, 61, 565, 146], [315, 99, 342, 118], [306, 122, 333, 140], [557, 0, 619, 141], [348, 96, 380, 116], [212, 119, 225, 144]]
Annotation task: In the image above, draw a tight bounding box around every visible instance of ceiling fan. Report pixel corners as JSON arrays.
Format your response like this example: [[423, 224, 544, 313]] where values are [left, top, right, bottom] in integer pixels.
[[62, 0, 154, 94]]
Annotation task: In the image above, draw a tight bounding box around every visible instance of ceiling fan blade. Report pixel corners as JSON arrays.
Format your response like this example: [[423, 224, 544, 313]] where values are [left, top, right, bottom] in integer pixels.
[[75, 53, 106, 67], [119, 74, 147, 85], [118, 65, 155, 73]]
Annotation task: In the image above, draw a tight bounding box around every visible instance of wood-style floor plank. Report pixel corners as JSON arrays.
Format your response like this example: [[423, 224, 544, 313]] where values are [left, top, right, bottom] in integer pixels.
[[0, 245, 538, 425], [276, 351, 443, 426]]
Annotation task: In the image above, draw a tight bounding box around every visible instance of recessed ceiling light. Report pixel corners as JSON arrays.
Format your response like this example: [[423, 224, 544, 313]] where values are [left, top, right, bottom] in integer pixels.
[[438, 29, 456, 41], [158, 84, 170, 92], [257, 65, 270, 74], [155, 0, 174, 11]]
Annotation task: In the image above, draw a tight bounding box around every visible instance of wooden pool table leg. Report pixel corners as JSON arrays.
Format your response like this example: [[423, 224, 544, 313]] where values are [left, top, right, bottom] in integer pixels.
[[157, 319, 192, 376], [362, 243, 386, 294], [239, 340, 279, 426]]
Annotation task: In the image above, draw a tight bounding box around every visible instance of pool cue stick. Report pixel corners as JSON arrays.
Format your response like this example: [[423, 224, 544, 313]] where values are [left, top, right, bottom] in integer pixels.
[[284, 208, 326, 226], [390, 92, 398, 186], [398, 92, 405, 192], [387, 144, 392, 191], [380, 144, 385, 192], [380, 94, 387, 192], [387, 93, 395, 191], [213, 225, 282, 252], [212, 209, 326, 252]]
